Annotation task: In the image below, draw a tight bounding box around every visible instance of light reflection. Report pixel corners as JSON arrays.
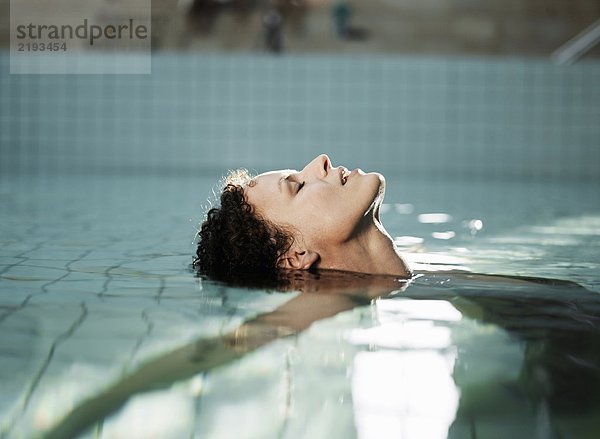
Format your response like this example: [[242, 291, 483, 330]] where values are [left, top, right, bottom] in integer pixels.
[[468, 219, 483, 231], [190, 375, 204, 396], [379, 204, 391, 214], [527, 224, 600, 235], [347, 320, 452, 350], [393, 236, 424, 246], [403, 252, 469, 272], [466, 219, 484, 236], [432, 231, 455, 240], [346, 300, 462, 349], [377, 299, 463, 323], [349, 300, 461, 438], [395, 203, 414, 214], [417, 213, 452, 224], [352, 350, 459, 439]]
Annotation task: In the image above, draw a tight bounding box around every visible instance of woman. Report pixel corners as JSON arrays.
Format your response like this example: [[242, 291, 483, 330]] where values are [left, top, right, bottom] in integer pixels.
[[194, 154, 413, 285]]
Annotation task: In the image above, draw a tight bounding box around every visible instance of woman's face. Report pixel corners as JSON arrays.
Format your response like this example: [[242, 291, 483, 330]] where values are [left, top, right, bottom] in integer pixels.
[[244, 154, 384, 250]]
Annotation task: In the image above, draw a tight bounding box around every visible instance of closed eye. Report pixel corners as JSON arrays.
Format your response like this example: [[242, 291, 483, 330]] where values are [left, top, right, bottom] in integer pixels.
[[282, 173, 304, 194]]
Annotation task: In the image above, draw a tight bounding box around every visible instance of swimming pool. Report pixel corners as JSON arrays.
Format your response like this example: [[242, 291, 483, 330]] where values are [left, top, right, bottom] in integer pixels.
[[0, 171, 598, 438]]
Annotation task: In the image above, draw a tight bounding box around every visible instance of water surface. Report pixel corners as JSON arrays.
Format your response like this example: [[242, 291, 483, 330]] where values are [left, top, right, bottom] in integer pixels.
[[0, 173, 599, 438]]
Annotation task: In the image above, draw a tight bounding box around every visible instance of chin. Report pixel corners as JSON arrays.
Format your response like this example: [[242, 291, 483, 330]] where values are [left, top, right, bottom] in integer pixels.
[[362, 172, 385, 215], [371, 173, 386, 222], [367, 172, 385, 198], [375, 171, 385, 188]]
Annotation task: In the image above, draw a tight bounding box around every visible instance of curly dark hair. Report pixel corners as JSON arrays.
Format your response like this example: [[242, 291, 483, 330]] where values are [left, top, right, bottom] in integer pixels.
[[193, 169, 296, 287]]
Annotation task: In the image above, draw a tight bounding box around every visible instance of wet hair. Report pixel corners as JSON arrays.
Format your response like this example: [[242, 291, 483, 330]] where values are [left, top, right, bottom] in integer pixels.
[[193, 169, 296, 287]]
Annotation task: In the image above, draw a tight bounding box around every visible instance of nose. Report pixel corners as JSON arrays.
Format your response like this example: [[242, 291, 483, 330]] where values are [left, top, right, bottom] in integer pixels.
[[302, 154, 330, 178]]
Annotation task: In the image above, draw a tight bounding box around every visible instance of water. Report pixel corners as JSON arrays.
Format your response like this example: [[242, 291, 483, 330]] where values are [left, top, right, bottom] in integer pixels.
[[0, 173, 599, 439]]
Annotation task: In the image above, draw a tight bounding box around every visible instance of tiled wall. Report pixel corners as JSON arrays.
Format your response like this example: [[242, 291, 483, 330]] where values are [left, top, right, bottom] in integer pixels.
[[1, 52, 599, 180]]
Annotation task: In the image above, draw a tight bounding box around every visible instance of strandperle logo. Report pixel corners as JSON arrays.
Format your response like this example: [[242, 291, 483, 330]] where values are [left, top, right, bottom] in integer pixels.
[[10, 0, 151, 74], [15, 18, 149, 46]]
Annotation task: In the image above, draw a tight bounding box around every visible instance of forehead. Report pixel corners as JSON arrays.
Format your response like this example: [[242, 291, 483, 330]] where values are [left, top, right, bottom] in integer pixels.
[[250, 169, 290, 187], [244, 169, 292, 205], [256, 169, 290, 181]]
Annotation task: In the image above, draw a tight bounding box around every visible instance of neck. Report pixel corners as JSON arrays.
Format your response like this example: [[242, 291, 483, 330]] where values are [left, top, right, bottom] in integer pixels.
[[318, 214, 413, 279]]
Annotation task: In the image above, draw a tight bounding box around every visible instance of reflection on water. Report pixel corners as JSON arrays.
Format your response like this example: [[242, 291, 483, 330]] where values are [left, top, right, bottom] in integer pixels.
[[25, 269, 600, 439], [417, 213, 453, 224], [350, 301, 461, 439], [353, 350, 459, 439]]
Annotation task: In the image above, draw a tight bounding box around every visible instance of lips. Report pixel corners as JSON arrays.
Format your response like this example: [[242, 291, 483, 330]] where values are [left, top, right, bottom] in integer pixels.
[[340, 167, 350, 185]]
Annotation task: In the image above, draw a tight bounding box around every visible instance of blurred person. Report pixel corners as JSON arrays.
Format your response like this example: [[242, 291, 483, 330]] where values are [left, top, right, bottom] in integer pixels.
[[331, 1, 368, 41], [332, 0, 351, 38], [263, 8, 284, 53]]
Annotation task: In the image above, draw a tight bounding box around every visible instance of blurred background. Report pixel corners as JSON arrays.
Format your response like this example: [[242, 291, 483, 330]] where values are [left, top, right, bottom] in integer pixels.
[[0, 0, 599, 181], [3, 0, 600, 55]]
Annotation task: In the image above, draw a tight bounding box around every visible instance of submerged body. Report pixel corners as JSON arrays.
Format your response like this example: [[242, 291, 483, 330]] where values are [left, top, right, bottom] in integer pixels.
[[43, 269, 600, 438]]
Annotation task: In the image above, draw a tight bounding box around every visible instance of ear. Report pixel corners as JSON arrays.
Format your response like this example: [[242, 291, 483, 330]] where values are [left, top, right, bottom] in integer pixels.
[[278, 249, 319, 270]]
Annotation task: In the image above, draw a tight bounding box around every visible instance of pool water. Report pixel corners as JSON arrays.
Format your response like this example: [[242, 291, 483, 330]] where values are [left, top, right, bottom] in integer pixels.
[[0, 173, 599, 439]]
